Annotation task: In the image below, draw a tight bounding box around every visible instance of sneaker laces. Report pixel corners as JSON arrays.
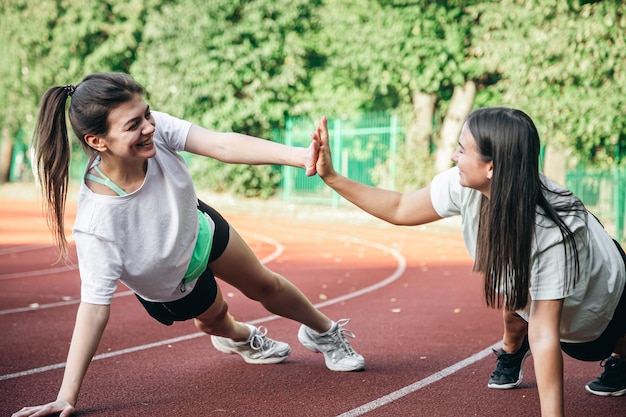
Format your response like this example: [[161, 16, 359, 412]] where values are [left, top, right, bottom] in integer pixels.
[[597, 357, 626, 382], [491, 348, 515, 374], [248, 326, 274, 352], [328, 319, 358, 356]]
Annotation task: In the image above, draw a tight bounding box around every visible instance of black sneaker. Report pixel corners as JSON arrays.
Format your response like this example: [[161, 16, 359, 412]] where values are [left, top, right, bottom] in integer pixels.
[[487, 335, 531, 389], [585, 356, 626, 396]]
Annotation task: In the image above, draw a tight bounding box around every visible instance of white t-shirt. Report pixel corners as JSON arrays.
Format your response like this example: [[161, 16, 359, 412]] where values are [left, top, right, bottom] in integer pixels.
[[430, 166, 625, 343], [73, 111, 205, 304]]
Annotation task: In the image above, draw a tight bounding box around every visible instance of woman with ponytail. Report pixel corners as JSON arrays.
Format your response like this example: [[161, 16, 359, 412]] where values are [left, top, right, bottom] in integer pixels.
[[13, 72, 364, 417]]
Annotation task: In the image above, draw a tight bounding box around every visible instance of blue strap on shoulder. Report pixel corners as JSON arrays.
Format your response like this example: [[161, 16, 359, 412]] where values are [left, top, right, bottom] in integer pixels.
[[85, 165, 128, 196]]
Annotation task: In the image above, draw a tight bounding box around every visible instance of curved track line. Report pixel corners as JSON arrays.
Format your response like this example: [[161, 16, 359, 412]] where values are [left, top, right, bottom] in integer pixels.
[[0, 233, 280, 282], [0, 265, 78, 281], [0, 232, 405, 381], [0, 291, 133, 316], [0, 234, 74, 256], [335, 342, 502, 417], [0, 243, 55, 255], [0, 232, 284, 314]]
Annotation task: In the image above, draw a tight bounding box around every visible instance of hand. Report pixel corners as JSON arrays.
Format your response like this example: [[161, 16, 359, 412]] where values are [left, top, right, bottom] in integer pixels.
[[304, 130, 320, 177], [312, 116, 337, 180], [12, 400, 75, 417]]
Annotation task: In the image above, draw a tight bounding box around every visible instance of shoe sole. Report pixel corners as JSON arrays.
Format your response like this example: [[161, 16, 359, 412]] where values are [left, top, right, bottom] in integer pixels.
[[487, 349, 531, 390], [297, 326, 365, 372], [585, 385, 626, 397], [210, 336, 290, 364]]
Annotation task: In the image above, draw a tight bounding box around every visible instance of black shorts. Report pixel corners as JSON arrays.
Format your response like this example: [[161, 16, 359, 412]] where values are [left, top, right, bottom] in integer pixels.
[[561, 240, 626, 361], [135, 200, 230, 326]]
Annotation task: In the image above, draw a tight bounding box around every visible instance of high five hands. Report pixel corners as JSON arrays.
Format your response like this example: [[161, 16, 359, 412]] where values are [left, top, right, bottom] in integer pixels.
[[310, 116, 337, 180]]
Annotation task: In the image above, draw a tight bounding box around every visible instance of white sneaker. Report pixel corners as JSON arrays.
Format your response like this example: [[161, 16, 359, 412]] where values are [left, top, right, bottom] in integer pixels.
[[211, 324, 291, 364], [298, 319, 365, 371]]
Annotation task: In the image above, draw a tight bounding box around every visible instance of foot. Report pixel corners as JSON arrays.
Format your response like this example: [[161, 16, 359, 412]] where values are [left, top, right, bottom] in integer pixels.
[[211, 324, 291, 364], [585, 356, 626, 396], [487, 334, 531, 389], [298, 319, 365, 372]]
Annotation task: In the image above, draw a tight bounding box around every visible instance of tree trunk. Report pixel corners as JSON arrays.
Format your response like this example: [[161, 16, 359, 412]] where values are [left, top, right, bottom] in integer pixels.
[[542, 141, 567, 187], [406, 91, 437, 150], [0, 128, 13, 183], [435, 80, 476, 173]]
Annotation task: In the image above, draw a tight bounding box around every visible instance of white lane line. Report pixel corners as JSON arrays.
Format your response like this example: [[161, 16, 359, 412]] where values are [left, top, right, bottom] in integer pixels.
[[0, 265, 78, 281], [0, 235, 75, 256], [0, 232, 283, 315], [335, 342, 502, 417], [0, 235, 403, 379], [0, 291, 134, 316], [0, 243, 54, 255], [1, 231, 404, 382]]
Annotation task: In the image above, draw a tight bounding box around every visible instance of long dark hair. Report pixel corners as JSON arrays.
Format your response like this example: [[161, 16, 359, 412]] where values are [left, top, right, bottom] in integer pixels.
[[33, 72, 145, 262], [470, 107, 583, 310]]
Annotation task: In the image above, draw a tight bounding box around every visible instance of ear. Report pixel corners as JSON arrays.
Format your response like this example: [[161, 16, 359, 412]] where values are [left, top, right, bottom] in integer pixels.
[[84, 134, 107, 152], [486, 161, 494, 180]]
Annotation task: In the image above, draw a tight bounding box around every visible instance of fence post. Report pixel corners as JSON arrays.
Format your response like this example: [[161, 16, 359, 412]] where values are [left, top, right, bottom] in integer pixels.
[[390, 115, 398, 189], [615, 166, 625, 244]]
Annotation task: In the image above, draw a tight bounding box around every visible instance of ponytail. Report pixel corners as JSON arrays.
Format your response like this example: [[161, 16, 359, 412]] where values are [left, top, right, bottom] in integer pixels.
[[33, 86, 73, 262], [33, 73, 146, 262]]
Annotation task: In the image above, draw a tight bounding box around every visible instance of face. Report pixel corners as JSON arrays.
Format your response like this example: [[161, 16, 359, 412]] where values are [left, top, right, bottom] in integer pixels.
[[86, 94, 156, 162], [450, 124, 493, 197]]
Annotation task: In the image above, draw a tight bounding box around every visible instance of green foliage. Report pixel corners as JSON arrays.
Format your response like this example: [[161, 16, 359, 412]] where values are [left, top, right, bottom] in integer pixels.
[[1, 0, 156, 133], [1, 0, 624, 194], [188, 156, 281, 198], [132, 0, 321, 135], [131, 0, 322, 196], [470, 0, 626, 166]]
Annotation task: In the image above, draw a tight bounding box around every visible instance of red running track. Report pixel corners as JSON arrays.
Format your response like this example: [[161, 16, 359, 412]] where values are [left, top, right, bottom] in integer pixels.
[[0, 197, 623, 416]]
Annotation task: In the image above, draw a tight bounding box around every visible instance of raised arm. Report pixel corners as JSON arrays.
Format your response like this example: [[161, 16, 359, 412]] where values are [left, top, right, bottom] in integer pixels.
[[12, 302, 110, 417], [184, 125, 319, 176], [313, 116, 442, 226]]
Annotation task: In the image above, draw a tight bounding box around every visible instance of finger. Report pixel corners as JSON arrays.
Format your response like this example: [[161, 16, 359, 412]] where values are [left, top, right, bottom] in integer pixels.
[[319, 116, 329, 145], [59, 407, 76, 417], [305, 134, 319, 177], [12, 406, 35, 417], [307, 131, 321, 176]]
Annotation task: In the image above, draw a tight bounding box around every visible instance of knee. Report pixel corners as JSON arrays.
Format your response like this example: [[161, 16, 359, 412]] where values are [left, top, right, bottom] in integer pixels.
[[244, 272, 284, 301], [194, 301, 229, 334], [503, 310, 528, 328]]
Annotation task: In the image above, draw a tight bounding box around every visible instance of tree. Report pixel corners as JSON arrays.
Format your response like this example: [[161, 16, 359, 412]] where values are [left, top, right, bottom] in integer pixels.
[[471, 0, 626, 168], [307, 0, 487, 189], [0, 0, 162, 182], [132, 0, 322, 196]]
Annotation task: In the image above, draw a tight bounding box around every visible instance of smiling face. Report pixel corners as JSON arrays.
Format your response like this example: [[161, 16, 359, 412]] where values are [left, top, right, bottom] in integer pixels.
[[85, 94, 156, 162], [450, 124, 493, 197]]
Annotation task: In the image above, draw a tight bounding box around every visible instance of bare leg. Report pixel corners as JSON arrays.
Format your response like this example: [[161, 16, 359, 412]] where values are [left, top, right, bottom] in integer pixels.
[[503, 309, 529, 353], [208, 226, 333, 333], [193, 285, 251, 341]]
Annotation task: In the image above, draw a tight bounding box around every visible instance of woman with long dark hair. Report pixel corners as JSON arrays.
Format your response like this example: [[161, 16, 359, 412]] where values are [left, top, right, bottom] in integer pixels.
[[312, 107, 626, 416]]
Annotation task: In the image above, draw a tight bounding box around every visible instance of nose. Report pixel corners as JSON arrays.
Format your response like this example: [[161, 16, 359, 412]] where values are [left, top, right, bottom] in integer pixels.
[[142, 119, 156, 135], [450, 148, 459, 163]]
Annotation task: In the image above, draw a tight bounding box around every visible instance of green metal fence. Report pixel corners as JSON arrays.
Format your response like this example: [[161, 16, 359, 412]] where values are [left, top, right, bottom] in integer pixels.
[[566, 166, 625, 243], [7, 112, 625, 242], [273, 112, 401, 207]]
